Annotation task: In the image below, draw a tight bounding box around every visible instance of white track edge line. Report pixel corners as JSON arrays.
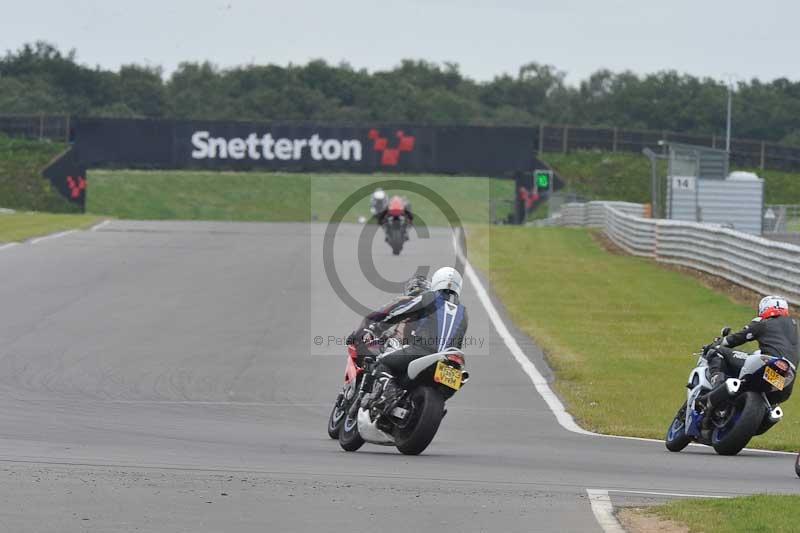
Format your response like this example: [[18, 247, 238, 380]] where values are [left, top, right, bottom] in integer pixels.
[[609, 489, 730, 499], [453, 228, 793, 456], [586, 489, 626, 533], [90, 219, 111, 231], [0, 243, 19, 251], [29, 229, 77, 244]]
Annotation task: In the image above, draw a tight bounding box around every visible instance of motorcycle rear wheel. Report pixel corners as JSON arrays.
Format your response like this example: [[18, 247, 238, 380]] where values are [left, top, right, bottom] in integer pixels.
[[394, 386, 445, 456], [711, 391, 763, 456], [665, 403, 692, 452]]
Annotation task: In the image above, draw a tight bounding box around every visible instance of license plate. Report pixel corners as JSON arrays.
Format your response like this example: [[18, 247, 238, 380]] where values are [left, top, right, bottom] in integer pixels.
[[764, 366, 786, 391], [434, 361, 462, 391]]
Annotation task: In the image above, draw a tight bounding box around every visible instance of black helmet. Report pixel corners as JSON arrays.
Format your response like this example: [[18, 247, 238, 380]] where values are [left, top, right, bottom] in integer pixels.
[[404, 275, 430, 296]]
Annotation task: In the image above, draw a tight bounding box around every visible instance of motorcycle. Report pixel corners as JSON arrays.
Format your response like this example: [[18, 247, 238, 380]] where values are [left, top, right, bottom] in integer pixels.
[[339, 346, 469, 455], [665, 327, 795, 456], [327, 343, 365, 439], [383, 195, 409, 256]]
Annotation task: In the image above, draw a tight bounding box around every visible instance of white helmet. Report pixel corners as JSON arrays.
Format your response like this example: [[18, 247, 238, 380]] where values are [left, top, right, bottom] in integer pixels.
[[430, 267, 463, 297], [372, 189, 386, 201], [758, 295, 789, 319]]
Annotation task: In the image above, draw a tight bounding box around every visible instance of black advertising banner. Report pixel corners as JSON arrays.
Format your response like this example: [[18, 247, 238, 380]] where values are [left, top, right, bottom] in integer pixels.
[[42, 147, 87, 210], [73, 118, 537, 176]]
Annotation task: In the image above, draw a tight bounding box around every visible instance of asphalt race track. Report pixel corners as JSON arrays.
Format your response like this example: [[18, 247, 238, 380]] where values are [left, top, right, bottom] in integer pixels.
[[0, 220, 799, 532]]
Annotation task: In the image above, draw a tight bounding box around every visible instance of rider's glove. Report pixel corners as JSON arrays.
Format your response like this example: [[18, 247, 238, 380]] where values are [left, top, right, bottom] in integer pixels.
[[345, 331, 357, 346]]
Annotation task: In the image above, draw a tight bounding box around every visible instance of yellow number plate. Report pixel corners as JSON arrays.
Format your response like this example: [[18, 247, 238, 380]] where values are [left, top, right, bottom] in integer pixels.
[[434, 361, 462, 391], [764, 366, 786, 391]]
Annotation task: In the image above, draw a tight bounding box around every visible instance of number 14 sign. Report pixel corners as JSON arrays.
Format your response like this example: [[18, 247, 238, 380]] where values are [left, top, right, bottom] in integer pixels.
[[672, 176, 696, 191]]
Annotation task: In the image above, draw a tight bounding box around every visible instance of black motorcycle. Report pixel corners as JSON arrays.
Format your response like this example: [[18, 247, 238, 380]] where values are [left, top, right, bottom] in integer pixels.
[[384, 215, 408, 256], [339, 347, 469, 455]]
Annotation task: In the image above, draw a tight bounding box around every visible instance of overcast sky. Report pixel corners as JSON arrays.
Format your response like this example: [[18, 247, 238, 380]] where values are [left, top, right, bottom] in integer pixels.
[[4, 0, 799, 84]]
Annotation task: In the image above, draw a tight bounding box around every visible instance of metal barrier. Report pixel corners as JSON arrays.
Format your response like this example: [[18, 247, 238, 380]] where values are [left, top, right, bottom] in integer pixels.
[[555, 201, 800, 304]]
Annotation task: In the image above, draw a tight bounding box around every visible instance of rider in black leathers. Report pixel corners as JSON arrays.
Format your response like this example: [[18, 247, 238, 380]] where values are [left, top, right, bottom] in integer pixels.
[[706, 295, 799, 404], [346, 275, 430, 359], [368, 267, 468, 409]]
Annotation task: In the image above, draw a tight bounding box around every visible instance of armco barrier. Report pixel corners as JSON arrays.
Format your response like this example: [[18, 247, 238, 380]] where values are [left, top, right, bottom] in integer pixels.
[[556, 202, 800, 304]]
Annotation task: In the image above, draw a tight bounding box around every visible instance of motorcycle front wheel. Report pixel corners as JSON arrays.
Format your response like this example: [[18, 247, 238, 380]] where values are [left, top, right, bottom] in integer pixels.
[[327, 395, 346, 439], [339, 406, 365, 452], [665, 403, 692, 452], [394, 386, 445, 456]]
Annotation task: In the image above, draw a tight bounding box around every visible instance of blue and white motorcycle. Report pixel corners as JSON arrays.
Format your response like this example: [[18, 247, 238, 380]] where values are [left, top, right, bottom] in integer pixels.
[[666, 328, 795, 456]]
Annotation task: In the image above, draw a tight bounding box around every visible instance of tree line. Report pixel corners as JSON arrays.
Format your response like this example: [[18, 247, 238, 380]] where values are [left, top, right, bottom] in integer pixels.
[[3, 41, 800, 145]]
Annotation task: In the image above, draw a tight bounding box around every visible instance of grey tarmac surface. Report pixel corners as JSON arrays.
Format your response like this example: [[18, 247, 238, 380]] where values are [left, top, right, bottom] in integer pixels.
[[0, 220, 798, 533]]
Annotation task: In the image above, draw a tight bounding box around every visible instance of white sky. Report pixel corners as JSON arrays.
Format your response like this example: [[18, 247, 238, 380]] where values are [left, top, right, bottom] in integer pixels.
[[4, 0, 799, 84]]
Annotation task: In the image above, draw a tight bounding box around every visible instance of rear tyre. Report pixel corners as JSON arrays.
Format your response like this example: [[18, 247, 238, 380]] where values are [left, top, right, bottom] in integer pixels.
[[711, 391, 764, 456], [338, 407, 365, 452], [665, 403, 692, 452], [327, 396, 346, 440], [795, 453, 800, 478], [391, 246, 402, 255], [394, 386, 445, 456]]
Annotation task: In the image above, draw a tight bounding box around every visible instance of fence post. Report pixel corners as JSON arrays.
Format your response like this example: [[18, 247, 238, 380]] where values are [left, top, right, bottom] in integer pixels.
[[538, 124, 544, 153], [612, 127, 618, 152], [760, 141, 766, 170], [711, 134, 717, 149], [562, 125, 569, 153], [64, 115, 70, 144]]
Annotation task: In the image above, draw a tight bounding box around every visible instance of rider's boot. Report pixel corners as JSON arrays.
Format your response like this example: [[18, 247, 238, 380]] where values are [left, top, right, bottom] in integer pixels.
[[376, 372, 402, 412]]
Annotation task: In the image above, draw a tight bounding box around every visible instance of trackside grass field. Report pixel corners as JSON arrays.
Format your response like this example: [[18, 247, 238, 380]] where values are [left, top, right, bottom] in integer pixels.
[[87, 170, 514, 226], [467, 225, 800, 450], [646, 494, 800, 533], [0, 212, 100, 243]]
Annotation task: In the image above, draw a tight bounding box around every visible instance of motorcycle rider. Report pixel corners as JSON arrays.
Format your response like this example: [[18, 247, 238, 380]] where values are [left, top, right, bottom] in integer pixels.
[[706, 295, 799, 404], [368, 267, 468, 410], [370, 189, 388, 220], [346, 275, 431, 359]]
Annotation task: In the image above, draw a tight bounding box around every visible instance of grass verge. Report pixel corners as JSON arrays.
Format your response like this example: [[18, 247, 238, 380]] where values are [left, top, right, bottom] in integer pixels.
[[648, 494, 800, 533], [0, 135, 76, 213], [87, 170, 514, 226], [467, 225, 800, 449], [0, 212, 100, 242]]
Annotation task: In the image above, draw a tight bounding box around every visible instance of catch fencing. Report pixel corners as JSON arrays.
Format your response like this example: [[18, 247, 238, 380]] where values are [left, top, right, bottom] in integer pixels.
[[556, 202, 800, 304]]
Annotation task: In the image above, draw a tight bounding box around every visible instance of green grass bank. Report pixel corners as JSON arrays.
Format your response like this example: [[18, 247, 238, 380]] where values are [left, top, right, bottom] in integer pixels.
[[86, 170, 514, 226], [0, 212, 100, 242], [467, 225, 800, 450], [0, 135, 76, 213], [648, 494, 800, 533]]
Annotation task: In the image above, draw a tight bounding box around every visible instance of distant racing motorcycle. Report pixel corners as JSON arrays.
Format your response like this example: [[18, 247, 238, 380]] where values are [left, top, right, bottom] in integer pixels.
[[665, 328, 795, 455], [338, 346, 469, 455], [383, 195, 410, 256]]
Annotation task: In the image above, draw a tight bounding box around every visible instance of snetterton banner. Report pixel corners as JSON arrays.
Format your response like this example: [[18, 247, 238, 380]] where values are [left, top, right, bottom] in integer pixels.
[[74, 118, 537, 176]]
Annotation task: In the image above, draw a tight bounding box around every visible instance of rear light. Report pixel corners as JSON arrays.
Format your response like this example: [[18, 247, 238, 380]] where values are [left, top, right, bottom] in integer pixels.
[[446, 353, 465, 366], [775, 360, 790, 372]]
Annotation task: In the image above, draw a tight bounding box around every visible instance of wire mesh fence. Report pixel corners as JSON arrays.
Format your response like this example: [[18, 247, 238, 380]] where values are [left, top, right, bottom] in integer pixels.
[[0, 115, 71, 143], [539, 124, 800, 172]]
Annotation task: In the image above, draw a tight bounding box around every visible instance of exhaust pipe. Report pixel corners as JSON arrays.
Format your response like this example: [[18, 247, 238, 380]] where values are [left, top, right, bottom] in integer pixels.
[[706, 378, 741, 407], [770, 406, 783, 422], [461, 371, 470, 385]]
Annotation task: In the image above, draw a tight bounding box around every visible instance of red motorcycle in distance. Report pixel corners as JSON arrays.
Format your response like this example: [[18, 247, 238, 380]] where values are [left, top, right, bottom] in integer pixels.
[[383, 195, 411, 256], [327, 343, 365, 439]]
